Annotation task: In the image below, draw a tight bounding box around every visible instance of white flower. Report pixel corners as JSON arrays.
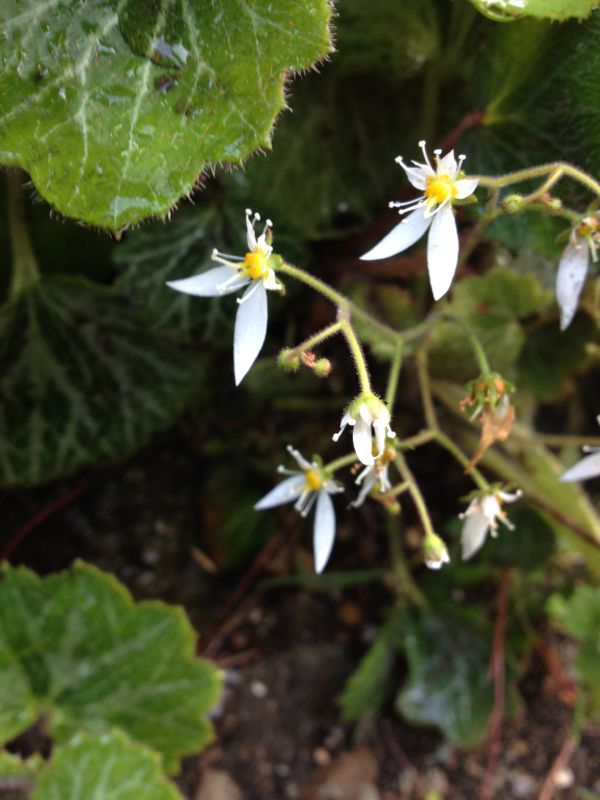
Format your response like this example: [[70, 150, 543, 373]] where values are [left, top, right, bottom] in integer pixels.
[[360, 141, 478, 301], [423, 532, 451, 570], [560, 415, 600, 482], [254, 446, 343, 573], [556, 217, 598, 331], [350, 444, 396, 508], [333, 394, 396, 466], [459, 490, 521, 560], [167, 209, 282, 385]]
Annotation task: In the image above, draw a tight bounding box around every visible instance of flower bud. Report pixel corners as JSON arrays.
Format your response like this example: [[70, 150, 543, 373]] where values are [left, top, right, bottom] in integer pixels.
[[277, 348, 300, 372], [313, 358, 332, 378], [423, 532, 450, 570], [502, 194, 524, 215]]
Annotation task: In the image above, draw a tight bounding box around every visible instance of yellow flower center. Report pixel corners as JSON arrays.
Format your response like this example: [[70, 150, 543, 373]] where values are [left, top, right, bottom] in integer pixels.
[[242, 250, 268, 280], [304, 469, 323, 491], [424, 175, 457, 206], [577, 217, 599, 238]]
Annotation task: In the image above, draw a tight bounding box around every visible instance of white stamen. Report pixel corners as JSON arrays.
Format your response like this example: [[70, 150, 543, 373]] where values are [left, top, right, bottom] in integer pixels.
[[418, 140, 433, 171], [236, 279, 262, 305]]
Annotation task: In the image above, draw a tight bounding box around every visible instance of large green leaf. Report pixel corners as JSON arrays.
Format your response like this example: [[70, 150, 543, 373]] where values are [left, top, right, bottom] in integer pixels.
[[0, 276, 202, 487], [114, 205, 232, 337], [395, 611, 495, 747], [0, 562, 221, 773], [32, 732, 182, 800], [0, 1, 332, 231]]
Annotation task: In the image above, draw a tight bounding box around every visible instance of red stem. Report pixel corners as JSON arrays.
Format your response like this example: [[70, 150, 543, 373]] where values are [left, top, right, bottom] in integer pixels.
[[481, 568, 511, 800], [0, 479, 91, 563]]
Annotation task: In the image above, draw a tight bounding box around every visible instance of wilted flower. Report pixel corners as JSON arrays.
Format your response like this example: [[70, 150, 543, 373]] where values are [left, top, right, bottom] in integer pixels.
[[560, 415, 600, 483], [459, 489, 522, 560], [350, 446, 395, 508], [423, 532, 451, 570], [333, 394, 396, 466], [556, 216, 599, 331], [461, 376, 515, 469], [361, 141, 478, 300], [254, 446, 343, 573], [167, 209, 282, 385]]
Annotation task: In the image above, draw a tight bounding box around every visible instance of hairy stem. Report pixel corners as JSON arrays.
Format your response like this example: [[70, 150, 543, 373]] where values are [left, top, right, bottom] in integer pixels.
[[385, 341, 404, 413], [472, 162, 600, 198], [7, 170, 40, 299]]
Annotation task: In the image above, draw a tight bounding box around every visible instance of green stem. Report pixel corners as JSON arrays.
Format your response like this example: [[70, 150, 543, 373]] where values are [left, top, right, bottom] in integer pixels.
[[325, 453, 357, 474], [458, 192, 502, 268], [383, 480, 411, 499], [416, 346, 439, 430], [278, 261, 431, 345], [433, 430, 489, 491], [385, 516, 428, 608], [385, 340, 404, 413], [472, 162, 600, 198], [393, 453, 436, 538], [7, 170, 40, 299], [289, 321, 343, 356], [443, 314, 491, 375], [340, 320, 372, 395]]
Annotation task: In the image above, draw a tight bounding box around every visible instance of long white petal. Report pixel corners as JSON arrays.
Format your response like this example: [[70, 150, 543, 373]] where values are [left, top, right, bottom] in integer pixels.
[[559, 450, 600, 483], [167, 266, 242, 297], [556, 239, 589, 331], [454, 178, 479, 199], [353, 417, 374, 465], [427, 203, 459, 301], [461, 514, 490, 560], [360, 208, 431, 261], [313, 490, 336, 573], [255, 475, 304, 510], [234, 282, 268, 385]]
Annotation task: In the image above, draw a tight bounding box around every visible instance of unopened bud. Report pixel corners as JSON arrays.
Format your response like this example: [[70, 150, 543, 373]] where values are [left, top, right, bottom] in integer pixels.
[[278, 348, 300, 372], [423, 533, 450, 570], [313, 358, 332, 378], [502, 194, 524, 215]]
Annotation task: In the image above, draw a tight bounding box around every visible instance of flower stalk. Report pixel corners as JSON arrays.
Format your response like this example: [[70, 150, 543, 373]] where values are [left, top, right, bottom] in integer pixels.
[[7, 170, 40, 299]]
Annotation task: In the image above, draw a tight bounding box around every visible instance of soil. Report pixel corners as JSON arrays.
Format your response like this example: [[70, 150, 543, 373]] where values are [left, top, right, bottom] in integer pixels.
[[2, 429, 599, 800]]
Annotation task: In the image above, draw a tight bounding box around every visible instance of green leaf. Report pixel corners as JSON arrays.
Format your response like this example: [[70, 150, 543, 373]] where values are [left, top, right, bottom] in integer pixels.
[[32, 732, 182, 800], [0, 276, 202, 487], [428, 267, 551, 382], [517, 315, 596, 402], [0, 562, 221, 773], [0, 751, 43, 781], [479, 505, 556, 570], [465, 15, 600, 175], [0, 1, 332, 231], [469, 0, 598, 20], [340, 614, 404, 721], [547, 586, 600, 716], [396, 611, 495, 747], [114, 205, 232, 338]]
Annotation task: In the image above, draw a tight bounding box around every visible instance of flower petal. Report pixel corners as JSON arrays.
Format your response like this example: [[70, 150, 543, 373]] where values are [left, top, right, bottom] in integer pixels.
[[556, 238, 589, 331], [454, 178, 479, 199], [461, 513, 489, 560], [234, 282, 268, 385], [313, 490, 336, 573], [560, 450, 600, 483], [254, 475, 304, 510], [427, 203, 459, 300], [353, 416, 375, 465], [167, 266, 242, 297], [398, 160, 428, 190], [438, 149, 457, 178], [360, 208, 431, 261]]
